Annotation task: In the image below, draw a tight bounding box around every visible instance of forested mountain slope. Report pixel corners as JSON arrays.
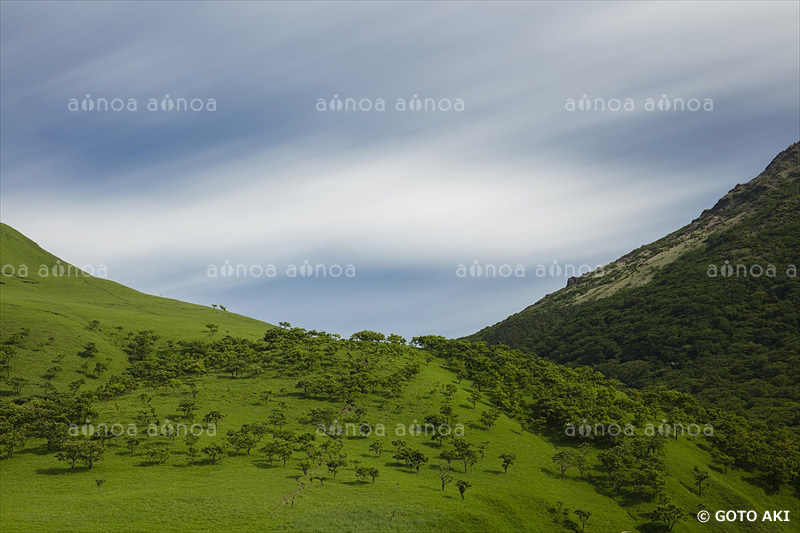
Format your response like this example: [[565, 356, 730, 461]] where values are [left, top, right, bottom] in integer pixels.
[[469, 143, 800, 426]]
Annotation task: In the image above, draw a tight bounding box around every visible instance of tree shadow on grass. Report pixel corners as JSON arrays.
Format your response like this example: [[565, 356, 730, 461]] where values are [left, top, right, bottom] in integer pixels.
[[252, 460, 281, 470], [742, 473, 773, 493], [134, 461, 164, 467], [21, 445, 53, 456], [695, 442, 711, 452], [36, 466, 84, 475], [539, 466, 560, 478], [484, 469, 504, 475]]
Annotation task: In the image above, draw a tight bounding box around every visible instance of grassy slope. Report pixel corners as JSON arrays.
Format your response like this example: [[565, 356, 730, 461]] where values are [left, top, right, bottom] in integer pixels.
[[0, 222, 270, 392], [0, 223, 797, 532]]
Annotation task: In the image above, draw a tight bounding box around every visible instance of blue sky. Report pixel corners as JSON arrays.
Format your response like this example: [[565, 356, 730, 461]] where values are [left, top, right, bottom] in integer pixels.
[[1, 1, 798, 339]]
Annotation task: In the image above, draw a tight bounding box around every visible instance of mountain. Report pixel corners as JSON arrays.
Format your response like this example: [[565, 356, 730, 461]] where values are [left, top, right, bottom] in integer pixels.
[[1, 223, 797, 532], [468, 142, 800, 426]]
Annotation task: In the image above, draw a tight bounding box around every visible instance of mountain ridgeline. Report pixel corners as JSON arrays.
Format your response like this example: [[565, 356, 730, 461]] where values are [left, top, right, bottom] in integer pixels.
[[468, 142, 800, 427]]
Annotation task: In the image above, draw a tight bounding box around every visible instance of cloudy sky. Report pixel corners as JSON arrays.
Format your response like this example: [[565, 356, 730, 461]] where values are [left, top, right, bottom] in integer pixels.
[[1, 1, 798, 339]]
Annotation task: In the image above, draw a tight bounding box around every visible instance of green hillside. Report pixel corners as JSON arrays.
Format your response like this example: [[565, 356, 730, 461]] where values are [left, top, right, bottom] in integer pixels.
[[468, 142, 800, 427], [0, 222, 271, 393], [1, 223, 798, 532]]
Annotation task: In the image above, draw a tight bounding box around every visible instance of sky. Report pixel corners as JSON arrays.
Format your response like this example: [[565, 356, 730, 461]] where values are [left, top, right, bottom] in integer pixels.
[[1, 1, 798, 340]]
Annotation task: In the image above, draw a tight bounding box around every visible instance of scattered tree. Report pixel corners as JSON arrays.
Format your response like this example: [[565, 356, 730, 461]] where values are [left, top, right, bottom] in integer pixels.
[[692, 466, 709, 496], [499, 453, 516, 474], [574, 509, 591, 532], [552, 450, 575, 479], [202, 442, 226, 464], [438, 464, 453, 491], [369, 440, 384, 457], [480, 409, 500, 430], [456, 479, 471, 500], [654, 502, 687, 532]]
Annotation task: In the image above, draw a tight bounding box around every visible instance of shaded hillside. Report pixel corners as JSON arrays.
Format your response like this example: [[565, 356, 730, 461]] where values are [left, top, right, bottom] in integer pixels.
[[469, 143, 800, 426]]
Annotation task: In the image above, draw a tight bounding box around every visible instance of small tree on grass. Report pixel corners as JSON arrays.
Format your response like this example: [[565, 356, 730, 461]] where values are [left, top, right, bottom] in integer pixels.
[[145, 442, 170, 464], [260, 389, 274, 407], [187, 445, 199, 465], [456, 480, 471, 500], [574, 445, 591, 481], [260, 440, 279, 465], [368, 467, 379, 484], [79, 442, 105, 470], [95, 479, 105, 495], [248, 422, 270, 442], [0, 346, 15, 378], [654, 502, 687, 532], [7, 377, 26, 396], [469, 390, 482, 409], [202, 442, 225, 465], [326, 456, 347, 479], [205, 324, 219, 335], [178, 400, 197, 422], [277, 440, 293, 466], [477, 441, 490, 460], [68, 379, 85, 395], [552, 450, 575, 479], [438, 464, 453, 491], [440, 449, 457, 465], [80, 342, 98, 358], [409, 450, 428, 474], [499, 453, 516, 474], [124, 437, 140, 455], [692, 466, 709, 496], [461, 449, 478, 474], [712, 451, 735, 474], [369, 440, 384, 457], [226, 429, 258, 455], [93, 362, 108, 378], [480, 409, 500, 431], [202, 410, 225, 428], [268, 411, 287, 431], [355, 466, 369, 483], [56, 441, 83, 469], [299, 458, 313, 476], [574, 509, 591, 532]]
